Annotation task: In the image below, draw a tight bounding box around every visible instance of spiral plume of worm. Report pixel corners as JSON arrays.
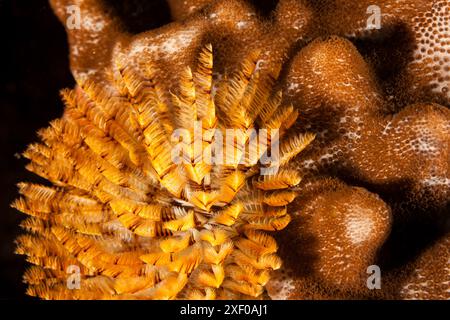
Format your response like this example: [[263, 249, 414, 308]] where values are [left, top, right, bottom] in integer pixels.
[[13, 45, 315, 299]]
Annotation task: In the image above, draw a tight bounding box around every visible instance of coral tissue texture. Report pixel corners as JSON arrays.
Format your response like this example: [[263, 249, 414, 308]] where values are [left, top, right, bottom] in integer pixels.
[[13, 0, 450, 300]]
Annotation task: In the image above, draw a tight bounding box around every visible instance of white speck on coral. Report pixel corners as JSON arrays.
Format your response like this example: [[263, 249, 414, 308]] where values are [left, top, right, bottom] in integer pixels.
[[318, 153, 335, 162], [345, 207, 375, 245], [73, 69, 97, 82], [269, 278, 295, 300], [421, 177, 450, 187], [129, 28, 198, 58], [82, 13, 105, 32], [236, 21, 247, 29], [409, 132, 439, 155], [287, 83, 299, 91], [72, 45, 79, 56], [301, 159, 316, 170], [292, 19, 303, 30], [382, 120, 392, 135], [255, 59, 264, 71], [161, 30, 194, 55]]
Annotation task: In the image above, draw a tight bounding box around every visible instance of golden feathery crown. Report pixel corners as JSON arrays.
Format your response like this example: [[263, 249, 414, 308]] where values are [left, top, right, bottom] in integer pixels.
[[13, 44, 314, 299]]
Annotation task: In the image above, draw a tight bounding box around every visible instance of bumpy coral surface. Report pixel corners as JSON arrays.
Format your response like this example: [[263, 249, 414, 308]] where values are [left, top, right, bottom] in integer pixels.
[[14, 0, 450, 299]]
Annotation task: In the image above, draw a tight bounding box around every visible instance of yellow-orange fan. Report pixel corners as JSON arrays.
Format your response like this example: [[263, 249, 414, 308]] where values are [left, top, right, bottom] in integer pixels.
[[13, 44, 314, 299]]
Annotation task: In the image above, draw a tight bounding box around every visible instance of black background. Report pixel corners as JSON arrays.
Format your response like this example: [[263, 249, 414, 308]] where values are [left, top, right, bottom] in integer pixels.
[[1, 0, 71, 300]]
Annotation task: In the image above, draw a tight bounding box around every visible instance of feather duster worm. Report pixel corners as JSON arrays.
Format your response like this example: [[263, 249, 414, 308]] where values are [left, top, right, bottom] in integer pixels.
[[12, 45, 314, 299]]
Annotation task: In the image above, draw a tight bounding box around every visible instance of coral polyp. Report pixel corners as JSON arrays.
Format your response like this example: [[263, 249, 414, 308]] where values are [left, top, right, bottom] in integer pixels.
[[13, 45, 314, 299]]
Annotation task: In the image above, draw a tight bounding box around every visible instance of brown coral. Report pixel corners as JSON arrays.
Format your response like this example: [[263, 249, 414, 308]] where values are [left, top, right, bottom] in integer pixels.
[[14, 0, 450, 300], [267, 179, 393, 299]]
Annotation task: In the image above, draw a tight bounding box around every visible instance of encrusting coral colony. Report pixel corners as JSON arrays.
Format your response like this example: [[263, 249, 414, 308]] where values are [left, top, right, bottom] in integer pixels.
[[13, 0, 450, 300]]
